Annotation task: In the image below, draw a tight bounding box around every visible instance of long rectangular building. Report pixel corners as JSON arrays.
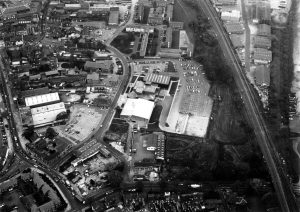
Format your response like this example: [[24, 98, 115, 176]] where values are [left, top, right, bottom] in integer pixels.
[[144, 73, 171, 85], [31, 102, 66, 126], [25, 92, 60, 107]]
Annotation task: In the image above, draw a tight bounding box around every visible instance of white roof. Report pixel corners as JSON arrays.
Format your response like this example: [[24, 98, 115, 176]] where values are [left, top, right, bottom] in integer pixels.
[[25, 92, 60, 107], [121, 98, 155, 121], [31, 102, 66, 126]]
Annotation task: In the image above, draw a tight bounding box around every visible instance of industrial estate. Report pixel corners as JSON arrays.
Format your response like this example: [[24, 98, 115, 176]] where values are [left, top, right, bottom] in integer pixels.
[[0, 0, 299, 211]]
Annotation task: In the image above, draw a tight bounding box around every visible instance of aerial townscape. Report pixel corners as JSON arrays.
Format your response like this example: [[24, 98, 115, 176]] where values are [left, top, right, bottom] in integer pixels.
[[0, 0, 300, 211]]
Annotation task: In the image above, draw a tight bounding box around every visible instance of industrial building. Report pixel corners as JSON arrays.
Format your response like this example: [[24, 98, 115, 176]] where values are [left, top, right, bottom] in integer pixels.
[[253, 36, 271, 49], [120, 98, 155, 128], [31, 102, 66, 127], [169, 21, 184, 30], [253, 65, 270, 87], [25, 92, 60, 107], [221, 10, 241, 22], [229, 34, 244, 48], [213, 0, 237, 6], [158, 48, 182, 58], [144, 73, 171, 85], [108, 7, 119, 25], [224, 22, 244, 34], [256, 24, 271, 37], [134, 4, 144, 22], [253, 48, 272, 64]]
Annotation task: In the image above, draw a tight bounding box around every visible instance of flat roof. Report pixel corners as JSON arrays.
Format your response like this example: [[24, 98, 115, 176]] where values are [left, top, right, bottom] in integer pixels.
[[25, 92, 60, 107], [31, 102, 66, 126], [253, 36, 271, 48], [108, 9, 119, 25], [21, 87, 49, 98], [254, 65, 270, 86], [121, 98, 155, 121], [179, 30, 190, 49], [144, 73, 170, 85], [224, 22, 244, 34], [253, 48, 272, 62], [229, 34, 244, 48], [257, 24, 271, 36], [84, 60, 113, 70]]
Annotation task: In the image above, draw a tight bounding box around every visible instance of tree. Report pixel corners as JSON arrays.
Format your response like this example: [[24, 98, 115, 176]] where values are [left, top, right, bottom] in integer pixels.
[[136, 181, 144, 192], [56, 111, 68, 120], [45, 127, 57, 139], [22, 126, 35, 141], [107, 170, 123, 188]]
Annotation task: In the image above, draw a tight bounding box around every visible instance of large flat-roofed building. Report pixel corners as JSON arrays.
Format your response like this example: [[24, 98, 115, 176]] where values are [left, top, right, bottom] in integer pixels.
[[256, 24, 271, 37], [158, 48, 182, 58], [144, 73, 170, 85], [121, 98, 155, 128], [140, 33, 149, 57], [221, 10, 241, 22], [147, 7, 164, 25], [108, 7, 119, 25], [134, 4, 144, 22], [253, 35, 271, 49], [88, 3, 110, 11], [165, 4, 173, 22], [230, 34, 244, 48], [64, 4, 81, 10], [179, 30, 193, 56], [213, 0, 237, 6], [31, 102, 66, 126], [169, 21, 184, 30], [253, 48, 272, 64], [72, 139, 103, 167], [25, 92, 60, 107], [224, 22, 244, 34], [84, 60, 113, 72], [254, 65, 270, 87]]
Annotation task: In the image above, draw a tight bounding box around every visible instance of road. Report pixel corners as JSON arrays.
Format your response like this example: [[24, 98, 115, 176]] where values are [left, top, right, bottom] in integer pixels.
[[51, 44, 131, 170], [0, 54, 83, 210], [198, 1, 299, 211]]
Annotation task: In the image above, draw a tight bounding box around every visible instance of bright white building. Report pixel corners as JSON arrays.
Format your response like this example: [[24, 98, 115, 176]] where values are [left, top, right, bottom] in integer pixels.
[[120, 98, 155, 128], [25, 92, 60, 107]]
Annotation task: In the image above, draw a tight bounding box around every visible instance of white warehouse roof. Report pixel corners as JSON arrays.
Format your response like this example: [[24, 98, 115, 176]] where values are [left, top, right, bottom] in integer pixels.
[[31, 102, 66, 126], [25, 92, 60, 107], [121, 98, 155, 121]]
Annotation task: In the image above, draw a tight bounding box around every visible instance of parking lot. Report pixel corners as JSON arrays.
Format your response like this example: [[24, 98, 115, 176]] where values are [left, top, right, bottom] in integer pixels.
[[161, 59, 213, 137], [54, 104, 105, 144]]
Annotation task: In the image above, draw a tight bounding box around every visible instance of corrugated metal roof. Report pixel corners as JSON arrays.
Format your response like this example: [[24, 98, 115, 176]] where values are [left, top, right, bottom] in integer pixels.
[[25, 92, 60, 107]]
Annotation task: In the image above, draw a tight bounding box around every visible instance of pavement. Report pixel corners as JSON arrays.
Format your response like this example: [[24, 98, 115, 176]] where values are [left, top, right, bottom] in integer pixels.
[[198, 1, 299, 211]]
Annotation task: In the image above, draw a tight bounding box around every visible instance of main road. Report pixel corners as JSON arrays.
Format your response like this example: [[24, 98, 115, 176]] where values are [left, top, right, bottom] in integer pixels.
[[198, 0, 299, 211]]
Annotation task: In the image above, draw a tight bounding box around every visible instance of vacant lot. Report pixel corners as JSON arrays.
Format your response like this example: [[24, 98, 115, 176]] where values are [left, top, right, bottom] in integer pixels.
[[54, 105, 104, 144]]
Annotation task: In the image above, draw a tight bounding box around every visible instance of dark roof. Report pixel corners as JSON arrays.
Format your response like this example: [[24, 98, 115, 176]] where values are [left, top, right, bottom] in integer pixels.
[[254, 65, 270, 86], [21, 87, 50, 98]]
